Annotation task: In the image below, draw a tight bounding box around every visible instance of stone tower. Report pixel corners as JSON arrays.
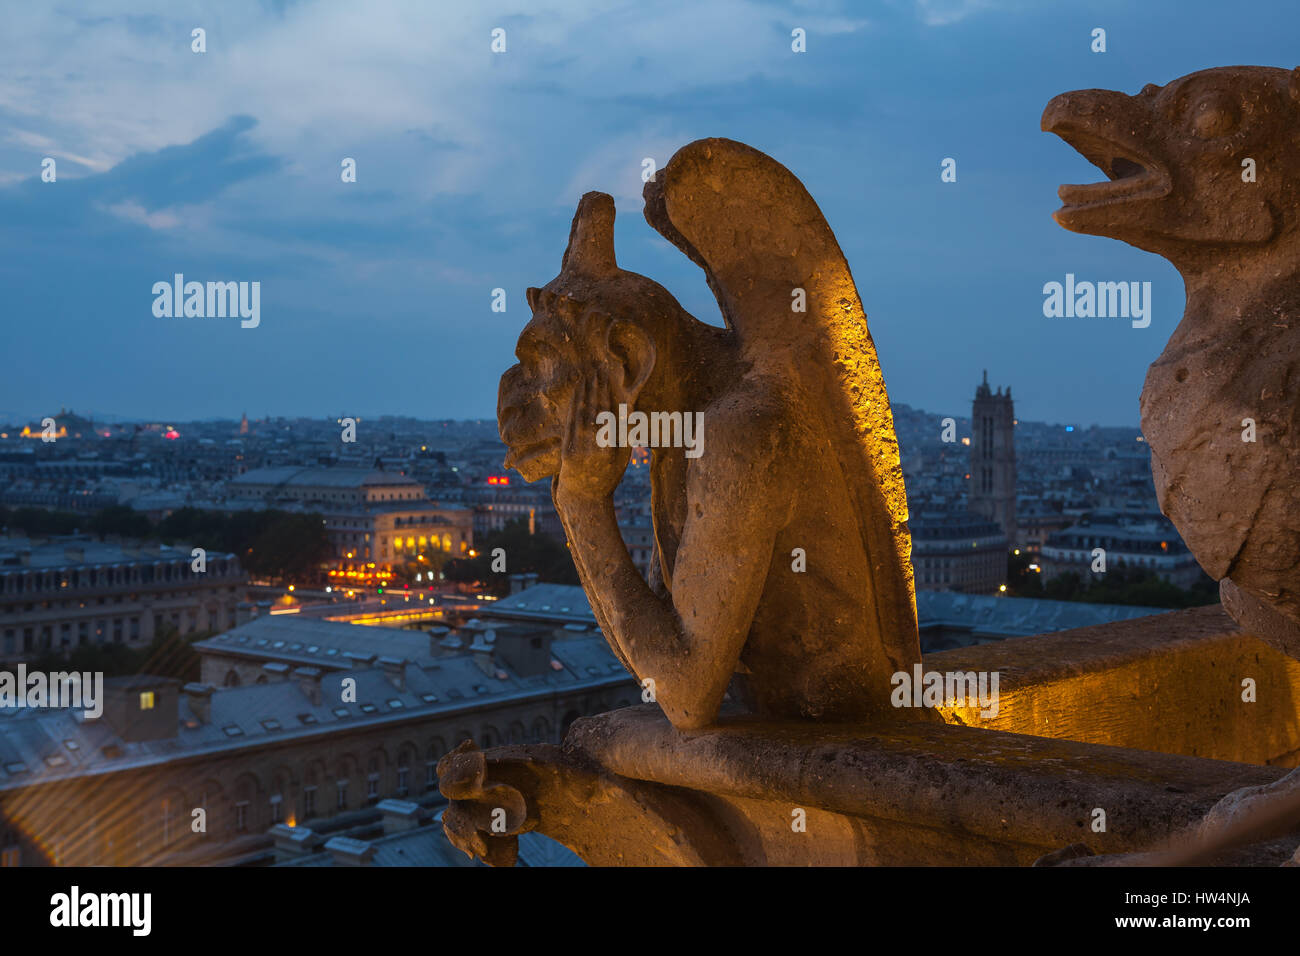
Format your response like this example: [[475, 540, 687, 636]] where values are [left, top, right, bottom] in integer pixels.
[[969, 370, 1017, 546]]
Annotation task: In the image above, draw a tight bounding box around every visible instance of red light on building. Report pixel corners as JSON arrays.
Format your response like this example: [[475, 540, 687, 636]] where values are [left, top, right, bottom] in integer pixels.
[[486, 475, 511, 486], [164, 429, 180, 440]]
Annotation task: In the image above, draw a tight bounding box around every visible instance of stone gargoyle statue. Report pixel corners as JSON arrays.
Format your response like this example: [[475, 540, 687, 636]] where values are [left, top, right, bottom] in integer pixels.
[[437, 138, 930, 865], [1043, 65, 1300, 660], [1041, 66, 1300, 867], [497, 138, 926, 730]]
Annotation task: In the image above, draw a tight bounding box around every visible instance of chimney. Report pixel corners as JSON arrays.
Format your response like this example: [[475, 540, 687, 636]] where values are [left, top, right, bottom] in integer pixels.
[[325, 836, 376, 867], [270, 824, 322, 863], [429, 626, 450, 657], [256, 600, 273, 618], [344, 651, 375, 670], [293, 666, 322, 706], [508, 572, 539, 595], [183, 682, 214, 724], [470, 630, 496, 676], [236, 602, 254, 625], [377, 799, 422, 835], [493, 625, 554, 678], [377, 656, 407, 691], [261, 662, 290, 683]]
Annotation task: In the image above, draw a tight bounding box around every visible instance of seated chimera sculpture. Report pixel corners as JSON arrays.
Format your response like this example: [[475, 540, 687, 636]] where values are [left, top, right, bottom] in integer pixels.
[[496, 138, 926, 731]]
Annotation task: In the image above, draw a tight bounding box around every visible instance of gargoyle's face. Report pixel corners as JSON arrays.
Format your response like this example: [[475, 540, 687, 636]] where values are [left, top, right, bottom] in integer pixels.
[[1043, 66, 1300, 257], [497, 288, 593, 483]]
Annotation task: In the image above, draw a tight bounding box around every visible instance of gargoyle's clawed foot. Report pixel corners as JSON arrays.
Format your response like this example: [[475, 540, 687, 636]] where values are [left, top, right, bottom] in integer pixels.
[[437, 740, 535, 867]]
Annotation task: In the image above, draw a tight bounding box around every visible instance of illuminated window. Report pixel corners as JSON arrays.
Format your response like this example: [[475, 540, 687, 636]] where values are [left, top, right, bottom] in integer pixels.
[[139, 691, 155, 710]]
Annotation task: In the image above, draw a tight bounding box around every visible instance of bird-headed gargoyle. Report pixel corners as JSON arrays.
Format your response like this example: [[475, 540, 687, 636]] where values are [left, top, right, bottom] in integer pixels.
[[496, 137, 926, 731], [1044, 67, 1300, 659]]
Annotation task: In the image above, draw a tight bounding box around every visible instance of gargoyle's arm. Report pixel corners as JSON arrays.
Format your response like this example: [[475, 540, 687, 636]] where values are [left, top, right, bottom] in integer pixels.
[[555, 419, 792, 730]]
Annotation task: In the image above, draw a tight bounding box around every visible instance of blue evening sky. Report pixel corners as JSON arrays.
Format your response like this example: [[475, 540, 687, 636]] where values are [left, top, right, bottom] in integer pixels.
[[0, 0, 1295, 426]]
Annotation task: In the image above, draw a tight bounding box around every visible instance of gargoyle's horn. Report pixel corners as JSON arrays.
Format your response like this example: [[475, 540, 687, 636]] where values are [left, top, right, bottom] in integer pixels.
[[561, 191, 619, 277]]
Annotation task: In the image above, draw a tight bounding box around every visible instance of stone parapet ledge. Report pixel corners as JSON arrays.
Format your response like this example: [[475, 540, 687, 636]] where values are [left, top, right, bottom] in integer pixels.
[[930, 605, 1300, 765], [565, 705, 1295, 865], [440, 701, 1299, 866], [438, 607, 1300, 865]]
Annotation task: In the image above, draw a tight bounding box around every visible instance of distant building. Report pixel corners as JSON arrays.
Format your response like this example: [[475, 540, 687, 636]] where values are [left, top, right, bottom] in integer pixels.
[[1040, 510, 1203, 589], [465, 484, 562, 541], [0, 535, 245, 664], [911, 511, 1007, 595], [619, 513, 654, 579], [968, 371, 1017, 546], [1016, 499, 1077, 554], [227, 466, 472, 569]]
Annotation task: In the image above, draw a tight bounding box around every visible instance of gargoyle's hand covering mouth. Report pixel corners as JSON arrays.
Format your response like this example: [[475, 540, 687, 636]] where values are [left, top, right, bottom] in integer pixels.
[[1041, 88, 1171, 232], [498, 364, 563, 481]]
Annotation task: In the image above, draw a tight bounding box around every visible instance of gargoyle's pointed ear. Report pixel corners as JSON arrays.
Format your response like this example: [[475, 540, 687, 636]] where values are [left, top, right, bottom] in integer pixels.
[[562, 192, 618, 277]]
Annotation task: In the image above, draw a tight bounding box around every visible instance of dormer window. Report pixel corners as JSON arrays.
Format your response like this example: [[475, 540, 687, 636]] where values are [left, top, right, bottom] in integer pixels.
[[139, 691, 155, 711]]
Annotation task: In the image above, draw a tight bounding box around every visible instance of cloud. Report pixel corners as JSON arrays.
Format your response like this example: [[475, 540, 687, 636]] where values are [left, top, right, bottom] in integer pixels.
[[912, 0, 999, 26], [99, 199, 181, 230]]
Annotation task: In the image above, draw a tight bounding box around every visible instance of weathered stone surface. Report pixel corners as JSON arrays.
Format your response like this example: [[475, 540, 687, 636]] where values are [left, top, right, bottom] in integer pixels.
[[930, 605, 1300, 765], [497, 138, 925, 730], [1043, 67, 1300, 658], [436, 739, 745, 866], [1038, 767, 1300, 866], [443, 704, 1297, 866]]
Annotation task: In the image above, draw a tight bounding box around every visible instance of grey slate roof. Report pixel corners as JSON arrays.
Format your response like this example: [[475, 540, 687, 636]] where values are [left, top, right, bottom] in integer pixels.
[[0, 536, 222, 571], [194, 615, 438, 669], [916, 590, 1161, 638], [0, 633, 632, 792], [485, 584, 599, 628], [488, 583, 1163, 640], [230, 467, 419, 489]]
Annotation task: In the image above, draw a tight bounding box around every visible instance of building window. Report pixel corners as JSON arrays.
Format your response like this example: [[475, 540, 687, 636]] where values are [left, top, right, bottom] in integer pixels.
[[367, 773, 379, 802], [270, 794, 283, 824], [234, 801, 249, 832], [303, 786, 317, 820], [396, 766, 409, 796], [336, 781, 348, 811], [139, 691, 155, 711]]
